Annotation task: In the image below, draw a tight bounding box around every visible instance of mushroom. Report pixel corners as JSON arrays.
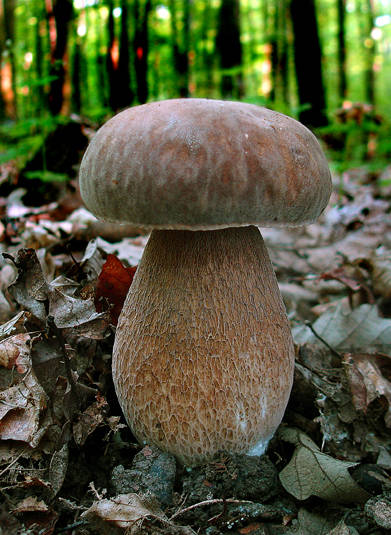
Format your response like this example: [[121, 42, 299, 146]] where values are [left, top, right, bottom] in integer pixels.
[[79, 98, 331, 466]]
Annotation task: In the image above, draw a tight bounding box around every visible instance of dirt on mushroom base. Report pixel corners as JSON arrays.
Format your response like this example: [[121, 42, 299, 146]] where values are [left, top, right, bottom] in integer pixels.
[[1, 170, 391, 534]]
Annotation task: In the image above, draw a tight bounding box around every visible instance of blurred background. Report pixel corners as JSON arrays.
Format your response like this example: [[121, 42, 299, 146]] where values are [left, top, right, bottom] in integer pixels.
[[0, 0, 391, 185]]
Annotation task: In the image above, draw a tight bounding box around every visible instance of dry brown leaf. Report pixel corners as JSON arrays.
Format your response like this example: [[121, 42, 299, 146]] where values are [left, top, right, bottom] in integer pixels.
[[48, 444, 69, 497], [0, 333, 30, 369], [293, 303, 391, 353], [0, 348, 48, 446], [6, 248, 48, 322], [343, 353, 391, 426], [279, 428, 370, 503], [81, 493, 166, 533], [368, 254, 391, 298], [82, 492, 196, 534], [73, 395, 108, 446], [12, 496, 49, 514], [0, 311, 27, 341]]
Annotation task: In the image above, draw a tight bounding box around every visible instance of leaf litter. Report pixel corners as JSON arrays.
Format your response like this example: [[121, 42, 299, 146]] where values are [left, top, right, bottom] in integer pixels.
[[1, 168, 391, 534]]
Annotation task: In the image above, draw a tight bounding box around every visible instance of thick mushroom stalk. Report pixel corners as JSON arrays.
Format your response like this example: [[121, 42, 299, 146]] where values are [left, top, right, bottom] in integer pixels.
[[113, 226, 294, 465], [79, 98, 331, 465]]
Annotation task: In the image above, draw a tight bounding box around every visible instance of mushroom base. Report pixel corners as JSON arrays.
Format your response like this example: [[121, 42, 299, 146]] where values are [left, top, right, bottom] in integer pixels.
[[112, 226, 294, 466]]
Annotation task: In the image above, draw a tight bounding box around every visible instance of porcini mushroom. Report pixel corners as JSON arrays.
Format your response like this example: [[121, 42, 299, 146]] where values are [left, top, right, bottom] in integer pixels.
[[79, 99, 331, 466]]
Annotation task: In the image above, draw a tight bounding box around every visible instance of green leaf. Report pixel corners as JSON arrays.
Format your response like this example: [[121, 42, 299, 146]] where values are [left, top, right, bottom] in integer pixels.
[[24, 170, 69, 182]]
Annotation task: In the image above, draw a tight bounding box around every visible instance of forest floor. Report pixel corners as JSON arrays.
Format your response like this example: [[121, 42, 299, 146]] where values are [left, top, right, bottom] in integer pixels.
[[1, 131, 391, 534]]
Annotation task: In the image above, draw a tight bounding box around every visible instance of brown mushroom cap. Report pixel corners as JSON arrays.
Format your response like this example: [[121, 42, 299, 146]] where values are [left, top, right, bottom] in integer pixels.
[[79, 98, 331, 230]]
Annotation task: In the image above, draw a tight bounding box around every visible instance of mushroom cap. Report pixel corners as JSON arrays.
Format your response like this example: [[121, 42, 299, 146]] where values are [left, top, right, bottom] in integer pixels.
[[79, 98, 331, 230]]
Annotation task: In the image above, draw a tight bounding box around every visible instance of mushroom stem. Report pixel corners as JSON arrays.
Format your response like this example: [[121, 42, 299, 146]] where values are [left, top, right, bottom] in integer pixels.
[[113, 225, 294, 465]]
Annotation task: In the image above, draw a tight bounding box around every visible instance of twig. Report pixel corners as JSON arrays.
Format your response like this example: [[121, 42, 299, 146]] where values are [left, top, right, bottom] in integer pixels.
[[169, 498, 253, 521], [0, 447, 29, 478], [46, 315, 79, 404], [54, 520, 88, 533], [304, 320, 342, 358]]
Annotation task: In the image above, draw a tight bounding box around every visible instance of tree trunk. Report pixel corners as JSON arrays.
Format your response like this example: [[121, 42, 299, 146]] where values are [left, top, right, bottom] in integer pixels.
[[47, 0, 73, 116], [364, 0, 375, 105], [279, 0, 290, 104], [290, 0, 328, 127], [0, 0, 16, 119], [134, 0, 151, 104], [106, 0, 118, 111], [117, 0, 134, 109], [94, 4, 107, 110], [215, 0, 243, 99], [35, 6, 47, 114], [170, 0, 191, 97], [337, 0, 347, 103], [71, 37, 81, 114], [200, 0, 215, 96]]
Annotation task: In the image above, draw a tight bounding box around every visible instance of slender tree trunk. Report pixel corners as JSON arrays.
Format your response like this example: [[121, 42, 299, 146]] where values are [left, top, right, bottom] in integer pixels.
[[279, 0, 290, 104], [117, 0, 134, 109], [71, 36, 82, 113], [0, 0, 16, 118], [106, 0, 119, 111], [290, 0, 328, 127], [271, 0, 290, 105], [365, 0, 375, 105], [200, 0, 214, 96], [47, 0, 73, 116], [215, 0, 243, 99], [35, 9, 47, 113], [134, 0, 151, 104], [170, 0, 191, 97], [94, 4, 107, 110], [270, 2, 278, 102], [0, 0, 6, 119], [260, 0, 272, 100], [337, 0, 347, 103]]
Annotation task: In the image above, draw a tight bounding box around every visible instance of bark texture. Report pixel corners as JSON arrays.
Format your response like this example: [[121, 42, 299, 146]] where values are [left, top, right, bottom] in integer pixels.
[[112, 226, 294, 465]]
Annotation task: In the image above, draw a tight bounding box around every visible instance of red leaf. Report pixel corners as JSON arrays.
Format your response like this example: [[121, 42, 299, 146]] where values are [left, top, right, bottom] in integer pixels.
[[95, 255, 136, 325]]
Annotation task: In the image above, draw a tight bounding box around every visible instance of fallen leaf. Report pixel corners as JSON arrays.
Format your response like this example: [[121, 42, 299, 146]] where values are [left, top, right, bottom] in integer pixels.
[[48, 287, 110, 338], [49, 275, 79, 296], [81, 492, 166, 532], [12, 495, 58, 534], [293, 303, 391, 353], [80, 238, 107, 281], [325, 190, 389, 228], [377, 446, 391, 468], [327, 520, 360, 535], [0, 333, 30, 370], [95, 254, 136, 325], [289, 508, 336, 535], [73, 395, 109, 446], [5, 249, 48, 322], [0, 346, 48, 446], [368, 254, 391, 298], [0, 311, 26, 341], [343, 352, 391, 426], [12, 496, 49, 514], [48, 444, 69, 497], [279, 428, 370, 503]]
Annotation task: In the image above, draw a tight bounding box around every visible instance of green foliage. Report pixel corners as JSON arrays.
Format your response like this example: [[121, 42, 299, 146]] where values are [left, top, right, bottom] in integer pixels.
[[23, 170, 69, 182], [2, 0, 391, 186]]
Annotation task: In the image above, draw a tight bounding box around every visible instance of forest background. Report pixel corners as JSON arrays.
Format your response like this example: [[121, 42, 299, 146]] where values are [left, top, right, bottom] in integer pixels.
[[2, 2, 391, 533], [0, 0, 391, 178]]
